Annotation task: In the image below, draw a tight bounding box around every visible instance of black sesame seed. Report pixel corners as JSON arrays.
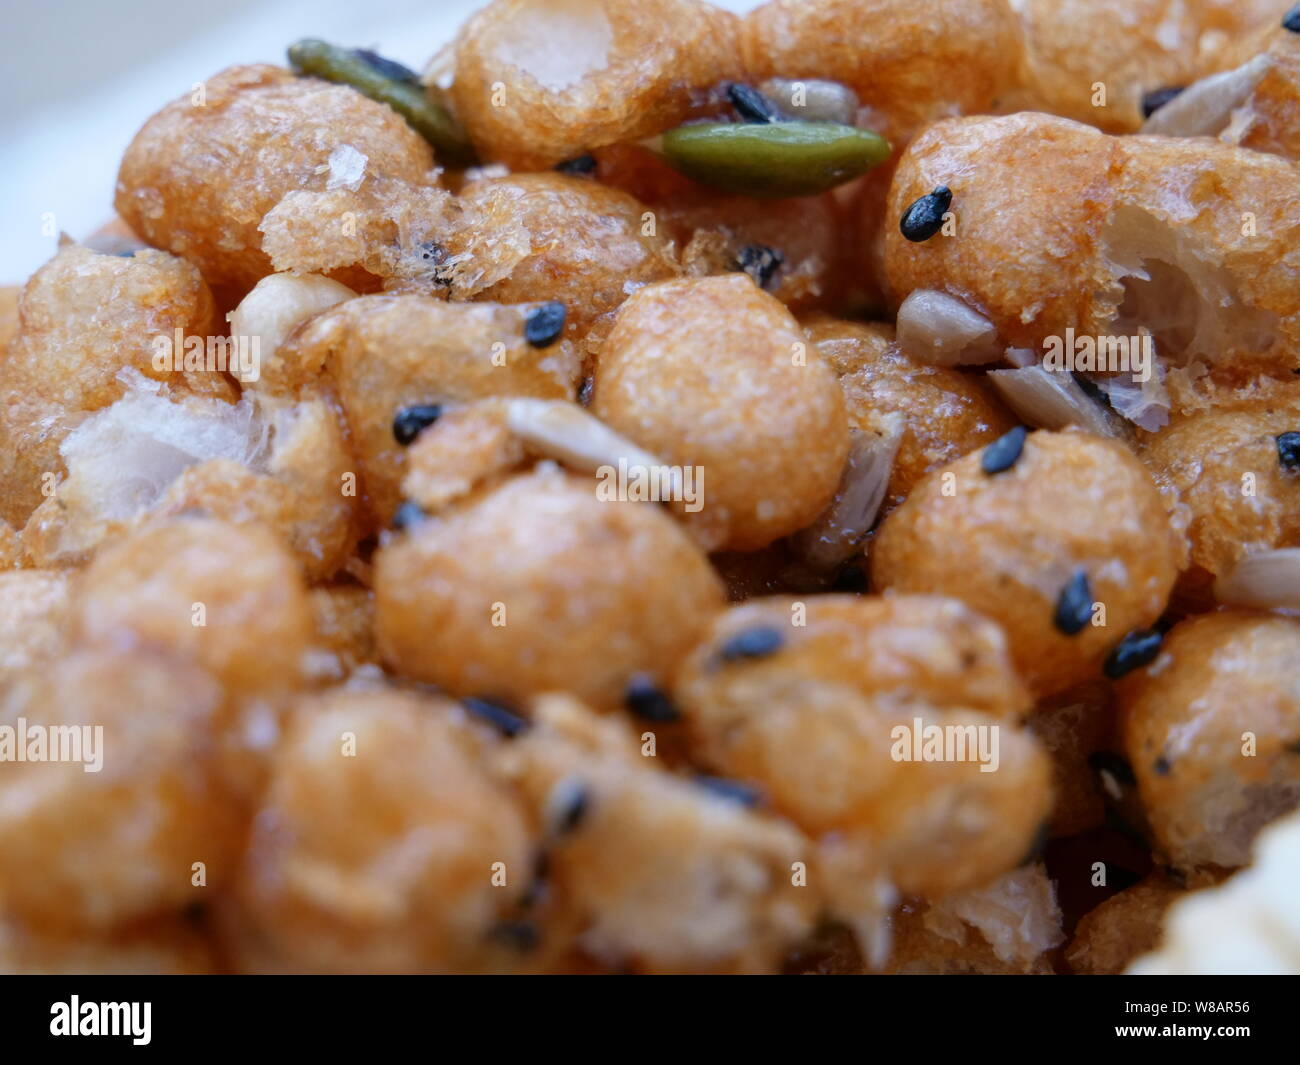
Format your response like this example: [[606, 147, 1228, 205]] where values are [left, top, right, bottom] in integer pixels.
[[1154, 755, 1172, 776], [980, 425, 1028, 474], [727, 82, 781, 124], [462, 696, 529, 738], [391, 500, 427, 531], [899, 185, 952, 242], [718, 625, 785, 662], [734, 243, 785, 289], [524, 301, 566, 347], [577, 375, 594, 406], [695, 774, 762, 807], [1053, 570, 1093, 635], [1285, 3, 1300, 33], [555, 154, 597, 176], [491, 920, 540, 952], [624, 673, 680, 722], [547, 777, 590, 836], [352, 48, 420, 84], [1141, 86, 1184, 118], [1103, 628, 1163, 679], [1088, 750, 1137, 789], [392, 403, 443, 446], [1017, 819, 1051, 867], [1276, 431, 1300, 470]]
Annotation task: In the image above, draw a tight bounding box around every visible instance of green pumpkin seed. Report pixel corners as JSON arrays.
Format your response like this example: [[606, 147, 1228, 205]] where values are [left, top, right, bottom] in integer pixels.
[[660, 121, 890, 197], [287, 39, 477, 167]]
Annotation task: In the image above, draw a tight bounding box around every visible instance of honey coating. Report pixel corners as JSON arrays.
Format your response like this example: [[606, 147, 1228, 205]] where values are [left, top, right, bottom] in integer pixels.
[[71, 518, 313, 701], [872, 430, 1181, 697], [806, 316, 1016, 512], [672, 595, 1051, 900], [1066, 873, 1186, 975], [230, 687, 534, 973], [0, 571, 72, 689], [115, 64, 437, 296], [592, 274, 850, 551], [0, 243, 228, 528], [451, 173, 680, 347], [1117, 610, 1300, 872], [375, 465, 725, 709], [447, 0, 743, 169], [1140, 395, 1300, 601], [495, 694, 817, 973], [0, 648, 238, 934], [741, 0, 1023, 145], [1010, 0, 1279, 132], [281, 293, 580, 525]]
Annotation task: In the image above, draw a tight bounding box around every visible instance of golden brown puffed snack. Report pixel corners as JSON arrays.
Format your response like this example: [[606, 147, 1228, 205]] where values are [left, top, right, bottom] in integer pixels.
[[1066, 873, 1186, 974], [1028, 680, 1115, 839], [305, 585, 377, 683], [280, 293, 580, 525], [0, 570, 72, 690], [228, 687, 534, 974], [21, 375, 358, 580], [1224, 22, 1300, 159], [375, 464, 724, 709], [0, 285, 20, 356], [1140, 394, 1300, 606], [0, 918, 219, 975], [884, 113, 1300, 420], [672, 595, 1051, 908], [872, 430, 1181, 697], [807, 316, 1016, 513], [592, 274, 849, 551], [115, 64, 439, 296], [494, 693, 817, 974], [1010, 0, 1280, 133], [0, 647, 239, 934], [0, 522, 21, 570], [450, 173, 680, 346], [446, 0, 743, 169], [741, 0, 1023, 145], [1117, 610, 1300, 872], [71, 517, 313, 702], [885, 864, 1063, 975], [0, 243, 228, 528]]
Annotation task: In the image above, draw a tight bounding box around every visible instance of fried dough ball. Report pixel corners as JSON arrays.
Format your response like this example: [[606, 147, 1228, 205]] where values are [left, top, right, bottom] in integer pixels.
[[450, 173, 680, 346], [281, 294, 580, 525], [1128, 807, 1300, 974], [0, 570, 71, 690], [1010, 0, 1279, 132], [0, 523, 21, 570], [115, 64, 437, 296], [741, 0, 1023, 145], [71, 517, 313, 701], [1028, 681, 1115, 839], [885, 865, 1063, 975], [447, 0, 743, 169], [1065, 873, 1185, 974], [1140, 396, 1300, 605], [0, 918, 218, 975], [495, 694, 816, 973], [592, 275, 849, 551], [596, 145, 845, 314], [672, 595, 1051, 902], [0, 647, 237, 933], [872, 430, 1180, 696], [806, 316, 1016, 512], [885, 114, 1300, 411], [1117, 610, 1300, 872], [0, 286, 20, 355], [1221, 22, 1300, 160], [375, 465, 724, 709], [21, 376, 358, 580], [231, 687, 533, 974], [0, 243, 228, 528]]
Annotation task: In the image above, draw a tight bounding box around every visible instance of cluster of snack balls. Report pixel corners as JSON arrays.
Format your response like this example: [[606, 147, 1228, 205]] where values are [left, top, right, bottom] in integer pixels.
[[1, 0, 1299, 974]]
